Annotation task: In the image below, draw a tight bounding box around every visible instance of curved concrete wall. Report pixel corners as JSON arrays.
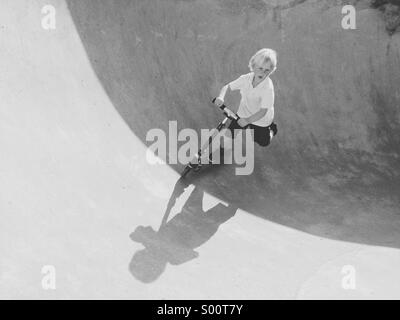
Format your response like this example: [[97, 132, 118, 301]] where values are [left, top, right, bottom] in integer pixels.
[[65, 0, 400, 246]]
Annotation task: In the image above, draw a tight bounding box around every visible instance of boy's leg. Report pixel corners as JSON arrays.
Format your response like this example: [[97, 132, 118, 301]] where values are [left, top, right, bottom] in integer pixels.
[[203, 119, 251, 164], [252, 123, 277, 147]]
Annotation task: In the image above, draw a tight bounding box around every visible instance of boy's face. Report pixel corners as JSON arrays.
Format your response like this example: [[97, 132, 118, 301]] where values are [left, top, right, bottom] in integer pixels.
[[254, 60, 273, 79]]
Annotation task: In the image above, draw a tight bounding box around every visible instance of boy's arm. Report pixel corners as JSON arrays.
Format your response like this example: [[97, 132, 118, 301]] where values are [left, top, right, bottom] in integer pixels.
[[245, 82, 274, 124], [216, 84, 229, 102], [245, 108, 268, 124], [217, 75, 244, 101]]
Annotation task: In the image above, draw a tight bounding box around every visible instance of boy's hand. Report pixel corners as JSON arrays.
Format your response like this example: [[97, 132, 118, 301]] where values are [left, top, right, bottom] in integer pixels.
[[214, 98, 224, 108], [238, 118, 249, 127]]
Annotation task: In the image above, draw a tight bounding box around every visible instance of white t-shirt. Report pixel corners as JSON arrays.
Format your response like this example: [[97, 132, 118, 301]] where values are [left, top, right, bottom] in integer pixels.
[[219, 72, 275, 127]]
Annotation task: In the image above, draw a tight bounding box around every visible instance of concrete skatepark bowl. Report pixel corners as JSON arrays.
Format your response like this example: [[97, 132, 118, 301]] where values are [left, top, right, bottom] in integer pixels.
[[1, 0, 400, 299]]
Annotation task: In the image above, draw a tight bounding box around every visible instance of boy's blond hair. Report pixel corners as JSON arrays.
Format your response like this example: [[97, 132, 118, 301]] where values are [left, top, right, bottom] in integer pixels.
[[248, 48, 277, 74]]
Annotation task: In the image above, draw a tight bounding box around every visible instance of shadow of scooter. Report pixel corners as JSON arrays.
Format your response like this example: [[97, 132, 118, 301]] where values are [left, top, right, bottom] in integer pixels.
[[129, 178, 238, 283]]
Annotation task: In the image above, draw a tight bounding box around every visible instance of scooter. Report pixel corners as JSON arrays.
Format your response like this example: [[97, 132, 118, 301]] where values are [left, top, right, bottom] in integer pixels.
[[181, 98, 239, 178]]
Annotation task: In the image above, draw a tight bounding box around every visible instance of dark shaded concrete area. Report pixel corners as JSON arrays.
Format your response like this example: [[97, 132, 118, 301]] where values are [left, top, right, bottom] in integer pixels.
[[66, 0, 400, 248]]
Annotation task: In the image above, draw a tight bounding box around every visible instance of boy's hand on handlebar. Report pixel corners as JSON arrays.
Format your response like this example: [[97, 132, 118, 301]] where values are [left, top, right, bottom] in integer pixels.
[[238, 118, 249, 127], [213, 98, 224, 108], [212, 97, 237, 119]]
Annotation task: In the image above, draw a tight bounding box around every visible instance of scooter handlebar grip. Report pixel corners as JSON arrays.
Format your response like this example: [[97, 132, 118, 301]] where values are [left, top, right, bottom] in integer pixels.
[[223, 109, 240, 120], [212, 98, 239, 120]]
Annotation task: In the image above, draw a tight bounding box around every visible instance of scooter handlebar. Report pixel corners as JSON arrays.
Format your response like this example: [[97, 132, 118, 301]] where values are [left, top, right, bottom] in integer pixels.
[[212, 98, 240, 120]]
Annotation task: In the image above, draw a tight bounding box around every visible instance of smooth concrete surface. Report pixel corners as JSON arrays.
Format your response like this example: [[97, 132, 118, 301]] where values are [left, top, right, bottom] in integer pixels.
[[0, 0, 399, 299]]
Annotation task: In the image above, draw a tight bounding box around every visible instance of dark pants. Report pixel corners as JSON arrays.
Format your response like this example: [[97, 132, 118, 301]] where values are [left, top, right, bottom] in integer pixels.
[[228, 120, 278, 147]]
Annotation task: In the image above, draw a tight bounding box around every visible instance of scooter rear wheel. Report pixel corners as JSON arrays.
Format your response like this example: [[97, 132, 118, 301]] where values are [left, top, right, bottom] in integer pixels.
[[181, 166, 191, 178]]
